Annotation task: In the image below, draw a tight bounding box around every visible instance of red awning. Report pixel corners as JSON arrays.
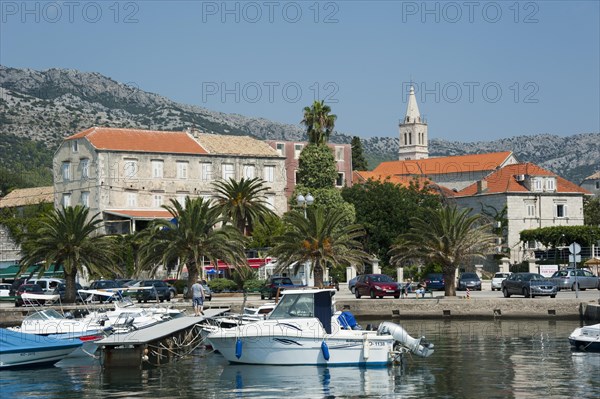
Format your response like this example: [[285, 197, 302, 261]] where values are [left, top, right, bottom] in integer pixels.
[[203, 258, 272, 270]]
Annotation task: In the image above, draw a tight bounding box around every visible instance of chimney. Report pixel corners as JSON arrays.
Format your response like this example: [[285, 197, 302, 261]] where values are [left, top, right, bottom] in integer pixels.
[[477, 180, 488, 194]]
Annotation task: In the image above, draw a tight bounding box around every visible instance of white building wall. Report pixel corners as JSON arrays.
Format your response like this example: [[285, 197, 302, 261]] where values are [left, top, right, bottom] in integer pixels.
[[54, 140, 288, 230], [456, 192, 586, 268]]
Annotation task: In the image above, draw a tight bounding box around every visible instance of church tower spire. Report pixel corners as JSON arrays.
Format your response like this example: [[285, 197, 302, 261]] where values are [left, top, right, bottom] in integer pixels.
[[399, 85, 429, 160]]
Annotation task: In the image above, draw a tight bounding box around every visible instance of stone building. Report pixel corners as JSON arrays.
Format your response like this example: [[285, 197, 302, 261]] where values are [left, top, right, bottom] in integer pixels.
[[53, 127, 287, 234], [399, 85, 429, 160], [264, 140, 353, 200], [580, 171, 600, 197], [0, 186, 54, 268], [453, 163, 590, 266]]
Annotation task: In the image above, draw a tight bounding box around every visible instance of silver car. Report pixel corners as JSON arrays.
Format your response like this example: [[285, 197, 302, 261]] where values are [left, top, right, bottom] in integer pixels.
[[550, 269, 599, 291], [491, 272, 511, 291]]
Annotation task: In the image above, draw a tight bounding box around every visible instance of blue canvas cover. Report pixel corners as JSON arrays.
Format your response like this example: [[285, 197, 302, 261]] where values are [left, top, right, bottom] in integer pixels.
[[0, 327, 82, 354]]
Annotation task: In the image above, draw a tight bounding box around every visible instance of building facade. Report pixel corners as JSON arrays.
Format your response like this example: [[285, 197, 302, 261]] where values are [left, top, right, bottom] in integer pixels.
[[53, 127, 288, 234], [265, 140, 353, 201], [454, 163, 590, 267], [580, 171, 600, 197]]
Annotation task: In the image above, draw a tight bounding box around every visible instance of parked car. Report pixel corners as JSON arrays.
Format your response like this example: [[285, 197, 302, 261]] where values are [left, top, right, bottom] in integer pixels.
[[135, 280, 172, 302], [52, 282, 88, 302], [88, 280, 121, 302], [348, 275, 360, 294], [14, 284, 47, 307], [424, 273, 445, 291], [501, 272, 557, 298], [354, 274, 401, 299], [28, 278, 65, 294], [0, 283, 12, 297], [9, 278, 28, 296], [260, 276, 301, 300], [549, 269, 599, 291], [457, 272, 482, 291], [491, 272, 511, 291]]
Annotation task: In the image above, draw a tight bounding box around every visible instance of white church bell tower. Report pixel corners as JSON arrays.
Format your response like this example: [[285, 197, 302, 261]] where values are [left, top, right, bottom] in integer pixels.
[[399, 85, 429, 160]]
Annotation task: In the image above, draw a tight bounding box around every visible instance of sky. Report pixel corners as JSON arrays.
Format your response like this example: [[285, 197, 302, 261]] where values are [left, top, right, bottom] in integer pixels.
[[1, 0, 599, 142]]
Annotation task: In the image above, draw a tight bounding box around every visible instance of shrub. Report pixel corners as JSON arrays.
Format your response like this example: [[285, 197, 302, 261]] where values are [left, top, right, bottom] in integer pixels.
[[243, 279, 266, 292], [208, 278, 238, 293]]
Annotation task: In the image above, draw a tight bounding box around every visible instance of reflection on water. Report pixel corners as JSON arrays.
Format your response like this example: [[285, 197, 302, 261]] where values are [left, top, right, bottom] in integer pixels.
[[0, 320, 598, 398]]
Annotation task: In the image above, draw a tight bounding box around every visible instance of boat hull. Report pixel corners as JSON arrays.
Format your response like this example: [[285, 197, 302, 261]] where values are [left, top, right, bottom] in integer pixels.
[[568, 324, 600, 352], [0, 345, 81, 369], [208, 323, 395, 366]]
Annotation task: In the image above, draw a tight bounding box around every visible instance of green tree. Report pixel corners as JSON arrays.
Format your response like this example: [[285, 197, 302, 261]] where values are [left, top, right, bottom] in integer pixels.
[[584, 196, 600, 226], [388, 206, 495, 296], [246, 213, 287, 249], [342, 178, 440, 265], [19, 205, 118, 303], [351, 136, 368, 171], [269, 206, 370, 287], [137, 197, 247, 297], [212, 177, 276, 235], [301, 100, 337, 145], [296, 145, 338, 190]]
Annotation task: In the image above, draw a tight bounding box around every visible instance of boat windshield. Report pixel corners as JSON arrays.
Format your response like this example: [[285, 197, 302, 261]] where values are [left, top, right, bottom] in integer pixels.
[[25, 309, 64, 321], [268, 293, 314, 319]]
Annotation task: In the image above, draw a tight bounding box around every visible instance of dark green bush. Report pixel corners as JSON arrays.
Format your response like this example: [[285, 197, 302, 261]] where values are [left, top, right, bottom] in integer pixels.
[[208, 278, 238, 293], [243, 279, 266, 292]]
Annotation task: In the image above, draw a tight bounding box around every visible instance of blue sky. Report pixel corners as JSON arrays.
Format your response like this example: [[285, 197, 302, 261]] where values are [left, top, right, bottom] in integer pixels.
[[1, 1, 599, 141]]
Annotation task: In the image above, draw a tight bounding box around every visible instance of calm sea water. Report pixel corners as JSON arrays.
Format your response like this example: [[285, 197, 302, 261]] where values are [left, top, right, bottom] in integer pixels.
[[1, 319, 599, 398]]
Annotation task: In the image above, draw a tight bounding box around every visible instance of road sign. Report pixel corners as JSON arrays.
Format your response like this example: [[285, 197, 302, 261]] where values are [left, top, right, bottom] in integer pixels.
[[569, 242, 581, 255], [569, 254, 581, 263]]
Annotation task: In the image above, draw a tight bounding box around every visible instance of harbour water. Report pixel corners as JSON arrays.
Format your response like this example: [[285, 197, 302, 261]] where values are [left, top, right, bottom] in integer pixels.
[[1, 319, 599, 398]]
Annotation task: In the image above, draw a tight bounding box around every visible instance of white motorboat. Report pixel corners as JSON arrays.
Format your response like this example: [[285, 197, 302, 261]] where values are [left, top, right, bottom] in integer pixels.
[[207, 288, 434, 366], [0, 327, 82, 369], [569, 323, 600, 352]]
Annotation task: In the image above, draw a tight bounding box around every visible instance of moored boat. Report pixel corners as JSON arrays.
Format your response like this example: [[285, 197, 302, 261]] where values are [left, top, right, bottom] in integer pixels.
[[207, 288, 433, 366], [0, 327, 83, 369], [569, 323, 600, 352]]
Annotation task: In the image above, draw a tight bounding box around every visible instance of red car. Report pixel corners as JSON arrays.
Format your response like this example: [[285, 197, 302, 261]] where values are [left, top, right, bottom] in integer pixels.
[[354, 274, 401, 299]]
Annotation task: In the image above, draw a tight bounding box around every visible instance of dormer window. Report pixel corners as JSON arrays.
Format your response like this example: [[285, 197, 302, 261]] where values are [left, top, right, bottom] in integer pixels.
[[533, 178, 543, 192], [546, 177, 556, 192]]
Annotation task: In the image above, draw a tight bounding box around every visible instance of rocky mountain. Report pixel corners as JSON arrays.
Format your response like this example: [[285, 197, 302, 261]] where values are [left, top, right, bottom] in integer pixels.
[[1, 65, 598, 184]]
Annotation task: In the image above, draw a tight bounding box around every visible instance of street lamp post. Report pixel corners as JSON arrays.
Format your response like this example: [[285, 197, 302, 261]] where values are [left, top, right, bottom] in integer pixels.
[[296, 193, 314, 286], [296, 193, 314, 218]]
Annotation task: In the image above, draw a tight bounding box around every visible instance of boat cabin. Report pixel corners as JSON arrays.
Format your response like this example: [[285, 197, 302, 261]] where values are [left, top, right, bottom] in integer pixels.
[[267, 288, 336, 333]]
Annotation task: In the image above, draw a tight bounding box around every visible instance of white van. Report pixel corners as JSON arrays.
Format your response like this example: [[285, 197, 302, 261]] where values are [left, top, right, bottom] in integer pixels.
[[28, 278, 65, 294]]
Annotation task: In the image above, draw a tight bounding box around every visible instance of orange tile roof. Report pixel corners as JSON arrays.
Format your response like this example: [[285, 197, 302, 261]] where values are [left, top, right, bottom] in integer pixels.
[[104, 209, 173, 219], [66, 127, 209, 154], [373, 151, 513, 176], [352, 171, 430, 187], [455, 163, 591, 196], [0, 186, 54, 208]]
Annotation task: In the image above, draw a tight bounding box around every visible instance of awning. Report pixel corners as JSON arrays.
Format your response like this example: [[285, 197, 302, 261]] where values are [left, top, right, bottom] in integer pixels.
[[104, 209, 173, 220], [203, 258, 272, 270], [0, 264, 64, 279]]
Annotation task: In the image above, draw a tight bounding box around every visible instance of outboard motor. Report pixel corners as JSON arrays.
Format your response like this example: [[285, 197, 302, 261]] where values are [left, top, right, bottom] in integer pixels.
[[378, 321, 434, 358]]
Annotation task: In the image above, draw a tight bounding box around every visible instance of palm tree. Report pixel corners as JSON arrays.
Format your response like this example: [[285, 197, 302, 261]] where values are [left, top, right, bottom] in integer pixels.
[[19, 205, 117, 303], [388, 206, 496, 296], [301, 100, 337, 145], [137, 197, 247, 297], [212, 177, 276, 235], [269, 207, 370, 287]]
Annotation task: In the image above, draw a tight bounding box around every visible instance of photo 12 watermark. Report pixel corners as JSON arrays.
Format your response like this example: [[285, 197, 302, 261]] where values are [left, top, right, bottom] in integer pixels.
[[1, 1, 140, 24], [200, 1, 340, 24], [201, 81, 339, 104], [400, 1, 540, 24], [403, 81, 540, 104]]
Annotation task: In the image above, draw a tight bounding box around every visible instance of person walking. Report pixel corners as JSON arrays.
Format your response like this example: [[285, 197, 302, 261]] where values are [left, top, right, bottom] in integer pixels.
[[191, 279, 206, 316]]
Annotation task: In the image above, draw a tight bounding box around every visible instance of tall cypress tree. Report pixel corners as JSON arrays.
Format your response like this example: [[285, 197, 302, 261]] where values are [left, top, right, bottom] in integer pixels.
[[351, 136, 368, 171]]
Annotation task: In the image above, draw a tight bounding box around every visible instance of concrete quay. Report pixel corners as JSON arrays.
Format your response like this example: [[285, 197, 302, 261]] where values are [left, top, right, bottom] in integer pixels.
[[1, 289, 599, 326]]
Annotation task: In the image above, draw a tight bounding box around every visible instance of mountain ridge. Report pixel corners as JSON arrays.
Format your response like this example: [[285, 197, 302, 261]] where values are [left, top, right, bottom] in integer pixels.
[[0, 65, 598, 184]]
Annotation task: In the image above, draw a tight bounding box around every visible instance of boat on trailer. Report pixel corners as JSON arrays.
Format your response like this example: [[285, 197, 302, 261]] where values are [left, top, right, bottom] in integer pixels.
[[207, 288, 434, 366], [569, 323, 600, 352], [0, 327, 82, 369]]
